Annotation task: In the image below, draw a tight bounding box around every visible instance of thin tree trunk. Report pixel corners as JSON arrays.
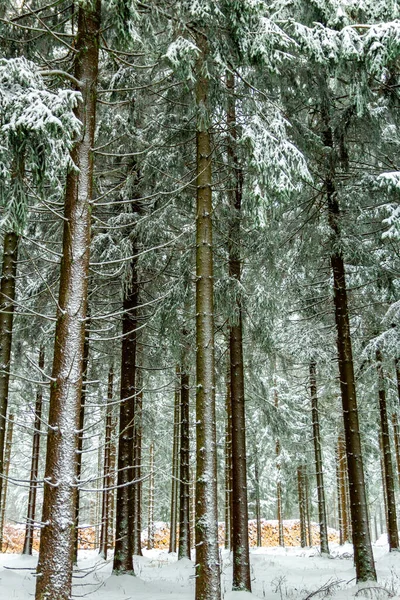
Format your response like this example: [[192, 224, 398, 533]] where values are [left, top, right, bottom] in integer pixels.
[[22, 347, 44, 555], [304, 468, 312, 546], [113, 251, 138, 573], [326, 145, 376, 580], [99, 367, 114, 560], [379, 433, 389, 534], [73, 321, 90, 563], [392, 412, 400, 487], [133, 344, 143, 556], [0, 231, 18, 510], [194, 30, 221, 600], [337, 430, 351, 544], [274, 388, 284, 547], [376, 349, 399, 550], [190, 467, 195, 550], [309, 362, 329, 555], [226, 70, 251, 592], [169, 368, 180, 553], [35, 4, 100, 598], [178, 366, 191, 559], [297, 466, 307, 548], [108, 410, 117, 550], [224, 361, 233, 550], [147, 442, 154, 550], [255, 448, 262, 548], [0, 413, 14, 551]]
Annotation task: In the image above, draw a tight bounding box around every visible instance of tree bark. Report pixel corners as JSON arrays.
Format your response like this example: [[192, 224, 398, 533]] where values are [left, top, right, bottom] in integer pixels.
[[224, 361, 233, 550], [73, 320, 90, 563], [169, 367, 180, 553], [99, 367, 114, 560], [113, 252, 138, 572], [309, 362, 329, 555], [194, 31, 221, 600], [22, 347, 44, 555], [274, 388, 284, 547], [326, 157, 376, 580], [376, 349, 399, 550], [133, 344, 143, 556], [255, 448, 262, 547], [337, 430, 351, 544], [304, 467, 312, 546], [0, 413, 14, 551], [35, 3, 100, 598], [147, 442, 154, 550], [392, 412, 400, 487], [226, 70, 251, 592], [178, 365, 191, 559], [0, 231, 18, 509], [297, 465, 307, 548]]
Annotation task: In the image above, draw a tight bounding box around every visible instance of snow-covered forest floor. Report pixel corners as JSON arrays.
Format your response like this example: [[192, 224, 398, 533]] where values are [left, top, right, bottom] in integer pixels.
[[1, 540, 399, 600]]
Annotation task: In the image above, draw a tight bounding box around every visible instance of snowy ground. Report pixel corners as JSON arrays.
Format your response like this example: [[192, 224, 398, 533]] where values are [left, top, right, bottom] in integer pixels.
[[0, 540, 399, 600]]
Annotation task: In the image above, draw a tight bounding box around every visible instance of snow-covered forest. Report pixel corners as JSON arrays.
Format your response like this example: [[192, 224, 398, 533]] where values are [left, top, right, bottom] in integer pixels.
[[0, 1, 400, 599]]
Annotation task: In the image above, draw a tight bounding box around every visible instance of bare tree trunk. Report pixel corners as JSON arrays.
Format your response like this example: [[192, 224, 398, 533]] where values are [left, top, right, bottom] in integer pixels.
[[226, 70, 251, 593], [274, 388, 284, 547], [22, 347, 44, 555], [73, 321, 90, 563], [190, 467, 195, 550], [392, 412, 400, 487], [337, 430, 351, 544], [304, 468, 312, 546], [194, 31, 221, 600], [376, 349, 399, 550], [35, 4, 100, 598], [326, 162, 376, 581], [196, 33, 221, 600], [297, 466, 307, 548], [255, 448, 262, 548], [309, 362, 329, 555], [224, 362, 233, 550], [0, 413, 14, 551], [178, 366, 191, 559], [147, 442, 154, 550], [99, 367, 114, 560], [0, 231, 18, 509], [379, 433, 389, 534], [169, 368, 180, 553], [114, 251, 138, 573], [133, 345, 143, 556]]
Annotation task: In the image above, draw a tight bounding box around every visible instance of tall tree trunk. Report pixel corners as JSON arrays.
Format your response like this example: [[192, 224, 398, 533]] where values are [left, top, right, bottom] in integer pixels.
[[274, 387, 284, 547], [0, 231, 18, 509], [376, 349, 399, 550], [226, 70, 251, 592], [379, 433, 389, 535], [392, 411, 400, 487], [304, 467, 312, 546], [99, 367, 114, 560], [178, 365, 191, 559], [22, 347, 44, 555], [325, 149, 376, 580], [35, 4, 100, 598], [133, 348, 143, 556], [224, 362, 233, 550], [337, 430, 350, 544], [0, 413, 14, 551], [73, 320, 90, 563], [255, 447, 262, 548], [113, 251, 138, 573], [194, 31, 221, 600], [147, 442, 154, 550], [169, 368, 180, 553], [297, 465, 307, 548], [309, 362, 329, 555]]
